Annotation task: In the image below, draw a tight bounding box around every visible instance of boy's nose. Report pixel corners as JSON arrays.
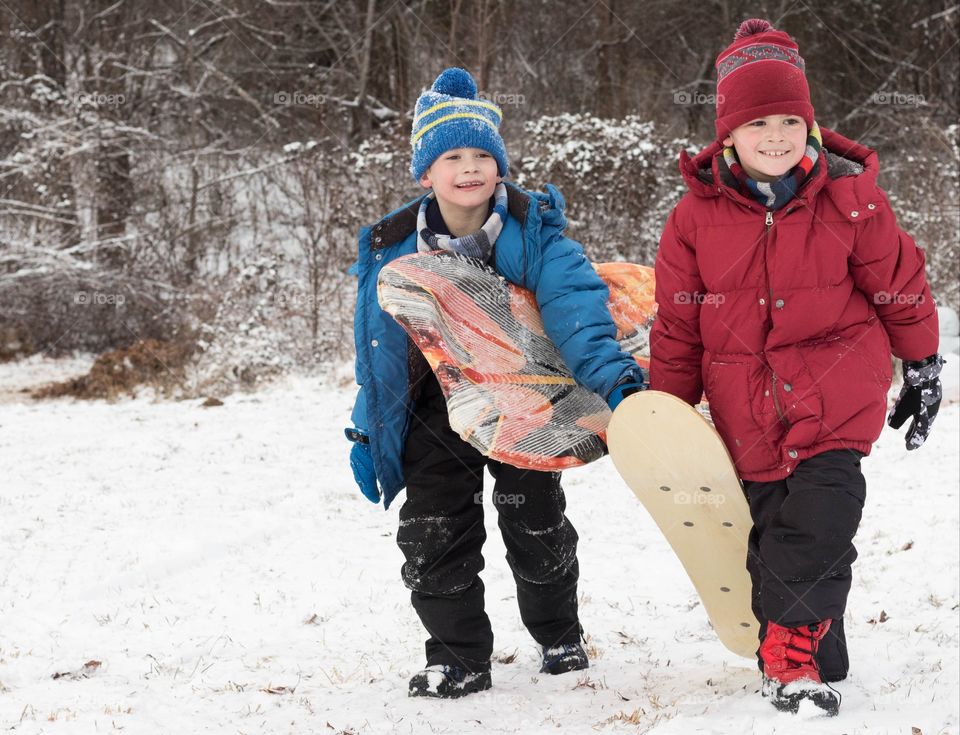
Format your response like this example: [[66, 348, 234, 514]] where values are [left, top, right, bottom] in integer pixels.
[[771, 123, 791, 138]]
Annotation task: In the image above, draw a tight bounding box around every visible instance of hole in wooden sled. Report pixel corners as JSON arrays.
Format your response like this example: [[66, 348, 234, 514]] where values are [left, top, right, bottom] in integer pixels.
[[683, 521, 694, 527], [720, 586, 730, 592], [722, 522, 733, 527], [740, 622, 752, 628], [700, 486, 712, 492], [659, 485, 671, 492]]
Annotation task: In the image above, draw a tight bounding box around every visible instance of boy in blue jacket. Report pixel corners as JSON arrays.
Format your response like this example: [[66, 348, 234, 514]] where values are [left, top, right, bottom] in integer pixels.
[[345, 68, 644, 698]]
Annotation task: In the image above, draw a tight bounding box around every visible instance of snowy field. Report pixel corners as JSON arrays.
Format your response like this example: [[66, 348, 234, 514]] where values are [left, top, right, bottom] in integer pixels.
[[1, 356, 958, 735]]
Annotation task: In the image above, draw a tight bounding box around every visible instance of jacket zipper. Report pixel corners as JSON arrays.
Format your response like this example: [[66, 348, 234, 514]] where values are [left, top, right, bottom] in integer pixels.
[[771, 373, 789, 427], [763, 210, 774, 307], [763, 210, 790, 428]]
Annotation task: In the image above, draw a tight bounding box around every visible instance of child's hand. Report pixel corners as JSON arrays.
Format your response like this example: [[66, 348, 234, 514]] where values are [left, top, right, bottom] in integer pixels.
[[345, 428, 380, 502], [607, 368, 649, 411], [887, 354, 945, 450]]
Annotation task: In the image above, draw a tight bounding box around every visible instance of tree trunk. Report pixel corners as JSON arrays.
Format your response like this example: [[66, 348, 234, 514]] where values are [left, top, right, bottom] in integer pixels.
[[351, 0, 378, 139]]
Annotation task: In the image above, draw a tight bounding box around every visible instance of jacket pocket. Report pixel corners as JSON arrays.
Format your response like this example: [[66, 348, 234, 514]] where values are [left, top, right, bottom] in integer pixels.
[[800, 325, 890, 446], [704, 359, 779, 475]]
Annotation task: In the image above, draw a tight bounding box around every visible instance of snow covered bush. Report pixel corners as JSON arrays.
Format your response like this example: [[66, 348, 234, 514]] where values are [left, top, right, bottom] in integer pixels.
[[516, 115, 693, 267], [0, 242, 186, 359], [881, 123, 959, 310], [188, 252, 303, 396]]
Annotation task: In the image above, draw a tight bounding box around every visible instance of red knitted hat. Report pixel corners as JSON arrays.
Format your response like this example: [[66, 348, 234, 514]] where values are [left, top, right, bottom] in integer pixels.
[[714, 18, 813, 139]]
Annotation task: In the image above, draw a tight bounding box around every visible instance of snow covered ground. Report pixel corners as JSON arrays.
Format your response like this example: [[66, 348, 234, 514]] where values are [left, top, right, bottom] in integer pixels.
[[1, 357, 958, 735]]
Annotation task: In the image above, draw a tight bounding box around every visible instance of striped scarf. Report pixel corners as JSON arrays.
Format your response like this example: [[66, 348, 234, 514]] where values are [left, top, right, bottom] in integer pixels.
[[416, 183, 508, 263], [723, 122, 822, 210]]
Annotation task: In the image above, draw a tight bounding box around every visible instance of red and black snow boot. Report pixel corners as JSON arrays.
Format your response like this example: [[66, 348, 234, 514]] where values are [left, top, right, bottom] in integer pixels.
[[759, 620, 840, 716]]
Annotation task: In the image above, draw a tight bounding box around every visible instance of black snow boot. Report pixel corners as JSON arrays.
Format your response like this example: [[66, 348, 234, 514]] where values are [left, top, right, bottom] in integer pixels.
[[540, 642, 589, 675], [408, 665, 492, 699]]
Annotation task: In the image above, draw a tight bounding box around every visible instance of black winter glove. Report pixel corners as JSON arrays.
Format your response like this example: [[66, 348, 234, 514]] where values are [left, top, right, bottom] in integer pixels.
[[887, 353, 945, 450]]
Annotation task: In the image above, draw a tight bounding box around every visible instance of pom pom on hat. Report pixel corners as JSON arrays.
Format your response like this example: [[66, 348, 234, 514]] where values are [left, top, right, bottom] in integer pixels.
[[735, 18, 773, 40], [432, 67, 478, 98], [409, 67, 508, 182]]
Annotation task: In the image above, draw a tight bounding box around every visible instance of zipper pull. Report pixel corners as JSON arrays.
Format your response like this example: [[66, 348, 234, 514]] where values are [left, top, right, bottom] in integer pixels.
[[765, 211, 773, 227]]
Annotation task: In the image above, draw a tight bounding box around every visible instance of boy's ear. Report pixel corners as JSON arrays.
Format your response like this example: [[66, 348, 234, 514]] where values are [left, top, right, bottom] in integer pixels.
[[722, 135, 734, 147], [418, 171, 433, 190]]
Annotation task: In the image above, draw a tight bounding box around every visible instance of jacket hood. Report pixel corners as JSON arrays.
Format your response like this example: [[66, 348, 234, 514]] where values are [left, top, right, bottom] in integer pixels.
[[521, 182, 568, 234], [678, 128, 880, 207]]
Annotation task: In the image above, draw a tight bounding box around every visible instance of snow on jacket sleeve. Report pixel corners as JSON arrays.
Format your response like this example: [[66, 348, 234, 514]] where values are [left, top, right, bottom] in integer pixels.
[[650, 206, 705, 405], [849, 190, 939, 361], [530, 230, 638, 399]]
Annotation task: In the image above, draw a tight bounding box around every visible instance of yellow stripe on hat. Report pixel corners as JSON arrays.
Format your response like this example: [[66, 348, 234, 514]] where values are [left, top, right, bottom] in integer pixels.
[[411, 112, 500, 144], [413, 99, 502, 127]]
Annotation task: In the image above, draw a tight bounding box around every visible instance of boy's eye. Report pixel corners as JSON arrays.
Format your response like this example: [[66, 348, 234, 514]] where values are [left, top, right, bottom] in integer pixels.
[[749, 120, 765, 127], [784, 118, 801, 125], [477, 152, 490, 158]]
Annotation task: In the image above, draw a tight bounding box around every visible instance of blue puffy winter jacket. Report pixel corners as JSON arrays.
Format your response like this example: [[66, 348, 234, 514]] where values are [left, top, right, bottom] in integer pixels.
[[348, 182, 638, 509]]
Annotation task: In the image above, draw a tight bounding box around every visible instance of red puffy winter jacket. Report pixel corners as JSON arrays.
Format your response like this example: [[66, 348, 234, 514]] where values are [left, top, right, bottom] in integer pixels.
[[650, 128, 939, 481]]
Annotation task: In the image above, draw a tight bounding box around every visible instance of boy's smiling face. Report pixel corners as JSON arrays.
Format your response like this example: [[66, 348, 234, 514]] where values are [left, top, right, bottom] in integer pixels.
[[419, 147, 501, 208], [723, 115, 808, 182]]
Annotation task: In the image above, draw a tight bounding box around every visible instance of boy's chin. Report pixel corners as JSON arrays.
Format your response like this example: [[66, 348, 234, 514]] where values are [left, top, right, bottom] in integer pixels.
[[752, 156, 803, 180]]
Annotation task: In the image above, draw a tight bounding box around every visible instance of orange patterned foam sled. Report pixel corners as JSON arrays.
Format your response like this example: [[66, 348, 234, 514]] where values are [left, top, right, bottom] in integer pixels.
[[377, 250, 656, 471]]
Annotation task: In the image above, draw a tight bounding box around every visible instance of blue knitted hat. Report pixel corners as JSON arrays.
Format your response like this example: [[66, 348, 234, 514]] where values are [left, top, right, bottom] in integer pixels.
[[410, 68, 508, 182]]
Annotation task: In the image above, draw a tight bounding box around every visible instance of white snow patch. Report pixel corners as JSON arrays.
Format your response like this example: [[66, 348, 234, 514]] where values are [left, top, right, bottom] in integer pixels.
[[0, 357, 956, 734]]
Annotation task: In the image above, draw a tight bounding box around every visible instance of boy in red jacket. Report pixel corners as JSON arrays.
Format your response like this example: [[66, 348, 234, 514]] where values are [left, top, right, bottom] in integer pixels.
[[650, 18, 944, 716]]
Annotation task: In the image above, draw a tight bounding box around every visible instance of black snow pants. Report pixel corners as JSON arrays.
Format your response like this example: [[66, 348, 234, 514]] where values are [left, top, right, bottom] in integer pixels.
[[743, 448, 867, 682], [397, 374, 582, 673]]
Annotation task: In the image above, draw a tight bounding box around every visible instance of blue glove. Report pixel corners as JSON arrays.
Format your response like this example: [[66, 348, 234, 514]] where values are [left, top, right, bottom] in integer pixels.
[[345, 428, 380, 503], [607, 368, 648, 411]]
